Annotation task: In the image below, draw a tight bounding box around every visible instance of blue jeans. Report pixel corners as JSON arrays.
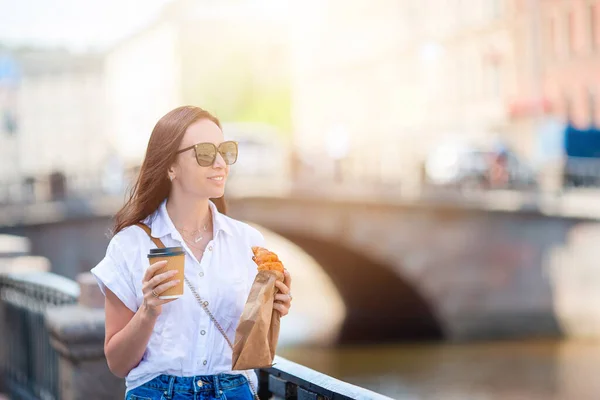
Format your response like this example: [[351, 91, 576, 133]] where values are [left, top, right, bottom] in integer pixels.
[[125, 374, 255, 400]]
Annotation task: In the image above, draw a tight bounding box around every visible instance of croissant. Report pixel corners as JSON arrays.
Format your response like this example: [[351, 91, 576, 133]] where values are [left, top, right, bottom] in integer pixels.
[[252, 246, 284, 272]]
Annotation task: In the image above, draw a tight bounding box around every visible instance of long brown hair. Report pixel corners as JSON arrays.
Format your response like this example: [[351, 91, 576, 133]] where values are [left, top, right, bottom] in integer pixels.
[[113, 106, 227, 235]]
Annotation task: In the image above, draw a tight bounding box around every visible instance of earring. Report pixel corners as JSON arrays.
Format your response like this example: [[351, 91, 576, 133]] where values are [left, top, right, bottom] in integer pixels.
[[169, 175, 174, 182]]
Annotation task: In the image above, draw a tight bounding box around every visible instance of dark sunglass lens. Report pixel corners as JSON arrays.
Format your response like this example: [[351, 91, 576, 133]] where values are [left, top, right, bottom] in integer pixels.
[[195, 143, 216, 166], [219, 142, 238, 165]]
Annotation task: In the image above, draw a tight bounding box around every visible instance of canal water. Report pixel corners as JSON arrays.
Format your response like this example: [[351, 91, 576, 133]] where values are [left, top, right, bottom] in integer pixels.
[[279, 339, 600, 399]]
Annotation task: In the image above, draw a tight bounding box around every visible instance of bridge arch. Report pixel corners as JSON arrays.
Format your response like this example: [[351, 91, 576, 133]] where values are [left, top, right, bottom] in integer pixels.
[[273, 230, 444, 343], [229, 196, 444, 342]]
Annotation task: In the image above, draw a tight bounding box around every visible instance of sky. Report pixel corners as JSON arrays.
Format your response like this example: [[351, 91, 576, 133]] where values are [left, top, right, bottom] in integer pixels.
[[0, 0, 173, 51]]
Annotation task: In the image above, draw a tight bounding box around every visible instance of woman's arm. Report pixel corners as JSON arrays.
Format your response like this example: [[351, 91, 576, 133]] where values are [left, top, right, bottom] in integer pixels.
[[103, 260, 178, 378]]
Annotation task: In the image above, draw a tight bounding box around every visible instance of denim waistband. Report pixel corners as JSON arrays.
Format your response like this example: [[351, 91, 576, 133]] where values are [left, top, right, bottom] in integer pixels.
[[143, 373, 248, 394]]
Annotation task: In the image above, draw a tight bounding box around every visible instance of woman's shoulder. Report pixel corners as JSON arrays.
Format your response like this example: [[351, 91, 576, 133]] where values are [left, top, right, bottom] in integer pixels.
[[110, 224, 149, 246], [92, 224, 147, 312], [105, 222, 154, 260]]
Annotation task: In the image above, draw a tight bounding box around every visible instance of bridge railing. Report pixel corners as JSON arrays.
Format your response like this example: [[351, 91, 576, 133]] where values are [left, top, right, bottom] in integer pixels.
[[0, 270, 392, 400], [0, 272, 79, 400], [2, 158, 596, 207], [258, 357, 393, 400]]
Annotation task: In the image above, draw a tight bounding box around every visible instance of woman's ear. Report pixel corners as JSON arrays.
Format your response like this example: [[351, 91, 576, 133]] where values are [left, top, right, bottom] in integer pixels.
[[167, 164, 177, 181]]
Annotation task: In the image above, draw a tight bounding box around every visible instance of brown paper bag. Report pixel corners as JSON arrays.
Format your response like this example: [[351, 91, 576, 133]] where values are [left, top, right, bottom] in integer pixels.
[[232, 269, 284, 370]]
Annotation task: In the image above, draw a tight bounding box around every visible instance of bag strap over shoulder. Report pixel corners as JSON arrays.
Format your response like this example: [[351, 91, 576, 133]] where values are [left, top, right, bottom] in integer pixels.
[[135, 223, 165, 249]]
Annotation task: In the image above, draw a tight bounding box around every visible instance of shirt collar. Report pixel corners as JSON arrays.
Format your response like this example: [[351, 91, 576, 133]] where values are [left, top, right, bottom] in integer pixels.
[[148, 199, 233, 239]]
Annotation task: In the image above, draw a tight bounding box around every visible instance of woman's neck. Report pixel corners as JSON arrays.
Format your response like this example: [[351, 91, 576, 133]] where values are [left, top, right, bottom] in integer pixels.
[[166, 193, 211, 231]]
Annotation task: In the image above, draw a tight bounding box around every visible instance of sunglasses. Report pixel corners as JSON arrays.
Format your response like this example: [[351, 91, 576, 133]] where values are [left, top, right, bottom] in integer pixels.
[[176, 141, 238, 167]]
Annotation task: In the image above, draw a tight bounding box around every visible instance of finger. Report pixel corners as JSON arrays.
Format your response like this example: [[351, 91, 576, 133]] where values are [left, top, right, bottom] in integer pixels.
[[274, 280, 289, 295], [153, 279, 181, 296], [275, 293, 291, 303], [142, 270, 176, 293], [283, 269, 292, 289], [143, 288, 179, 307], [145, 260, 168, 281], [273, 302, 289, 317], [146, 270, 178, 290], [144, 260, 168, 282], [143, 288, 162, 303]]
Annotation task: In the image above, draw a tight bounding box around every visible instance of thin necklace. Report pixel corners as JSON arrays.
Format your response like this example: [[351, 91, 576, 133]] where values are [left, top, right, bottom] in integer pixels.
[[183, 237, 208, 252], [176, 216, 210, 243]]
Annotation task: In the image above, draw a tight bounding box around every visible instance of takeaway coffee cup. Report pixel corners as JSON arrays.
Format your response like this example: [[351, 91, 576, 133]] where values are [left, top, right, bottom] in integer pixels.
[[147, 247, 185, 299]]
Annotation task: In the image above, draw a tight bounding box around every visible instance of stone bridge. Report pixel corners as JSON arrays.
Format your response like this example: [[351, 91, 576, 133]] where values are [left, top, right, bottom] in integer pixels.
[[227, 196, 600, 343], [2, 194, 600, 343]]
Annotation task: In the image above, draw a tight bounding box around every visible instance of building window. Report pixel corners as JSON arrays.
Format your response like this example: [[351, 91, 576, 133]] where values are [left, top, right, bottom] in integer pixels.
[[489, 63, 501, 98], [589, 87, 597, 126], [591, 3, 598, 52], [567, 11, 575, 56], [564, 93, 573, 122], [489, 0, 502, 20], [549, 16, 557, 59]]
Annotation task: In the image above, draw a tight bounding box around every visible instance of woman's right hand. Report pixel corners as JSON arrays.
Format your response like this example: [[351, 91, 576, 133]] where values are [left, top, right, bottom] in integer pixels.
[[141, 260, 180, 318]]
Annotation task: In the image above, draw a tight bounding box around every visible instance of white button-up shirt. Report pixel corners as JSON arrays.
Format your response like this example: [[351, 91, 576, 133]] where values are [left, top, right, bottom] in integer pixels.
[[91, 199, 264, 392]]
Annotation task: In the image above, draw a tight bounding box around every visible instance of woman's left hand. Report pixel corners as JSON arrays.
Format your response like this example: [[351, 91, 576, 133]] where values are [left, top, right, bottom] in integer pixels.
[[274, 269, 292, 317]]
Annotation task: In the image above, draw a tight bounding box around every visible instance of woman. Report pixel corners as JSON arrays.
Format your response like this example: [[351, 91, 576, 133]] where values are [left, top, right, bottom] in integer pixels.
[[91, 106, 292, 400]]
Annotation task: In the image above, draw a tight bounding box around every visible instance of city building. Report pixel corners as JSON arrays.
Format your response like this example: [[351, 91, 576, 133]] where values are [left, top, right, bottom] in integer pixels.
[[291, 0, 517, 188], [105, 0, 291, 164], [540, 0, 600, 128], [0, 48, 108, 184]]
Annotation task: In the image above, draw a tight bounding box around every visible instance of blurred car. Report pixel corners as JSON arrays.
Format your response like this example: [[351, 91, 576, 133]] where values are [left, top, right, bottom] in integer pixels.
[[425, 142, 490, 189], [503, 151, 538, 190], [425, 141, 537, 191]]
